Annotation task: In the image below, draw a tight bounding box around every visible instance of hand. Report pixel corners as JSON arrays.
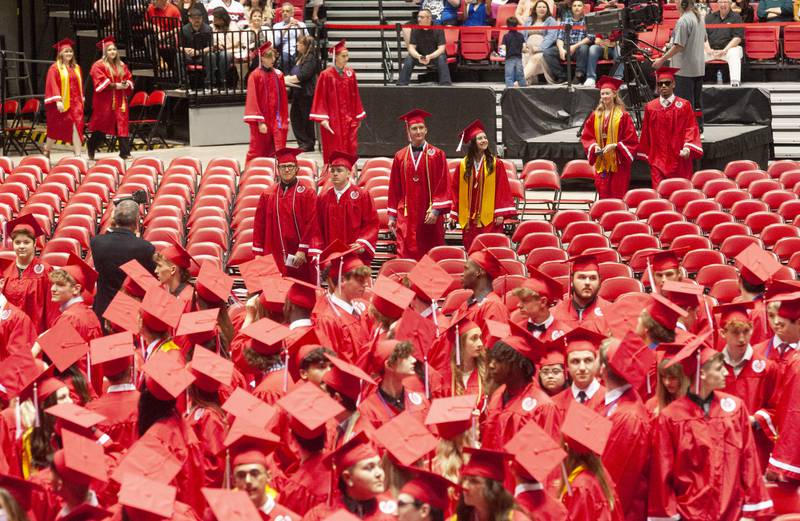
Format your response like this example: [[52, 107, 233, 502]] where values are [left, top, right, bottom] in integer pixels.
[[569, 43, 580, 54], [559, 48, 567, 61], [321, 120, 334, 134], [494, 216, 504, 226], [258, 123, 267, 134], [387, 218, 397, 233], [56, 101, 65, 113], [424, 209, 437, 224], [652, 57, 665, 69], [293, 251, 306, 266], [602, 143, 617, 155], [312, 15, 320, 23], [679, 147, 690, 158], [350, 242, 365, 254]]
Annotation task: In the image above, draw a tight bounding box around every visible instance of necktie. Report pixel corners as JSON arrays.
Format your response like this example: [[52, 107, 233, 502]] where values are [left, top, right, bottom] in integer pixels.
[[577, 391, 588, 404], [528, 322, 546, 333], [778, 343, 790, 356]]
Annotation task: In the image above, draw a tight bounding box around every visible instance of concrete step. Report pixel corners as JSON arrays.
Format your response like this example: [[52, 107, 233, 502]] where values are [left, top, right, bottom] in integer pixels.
[[327, 30, 386, 39], [774, 145, 800, 158], [328, 9, 415, 19], [773, 129, 800, 144], [772, 117, 800, 130], [48, 10, 70, 18], [326, 0, 417, 6], [771, 105, 800, 117], [770, 93, 800, 104]]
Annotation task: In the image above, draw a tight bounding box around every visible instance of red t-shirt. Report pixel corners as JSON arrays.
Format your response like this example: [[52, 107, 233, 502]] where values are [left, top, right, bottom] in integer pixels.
[[146, 2, 181, 30]]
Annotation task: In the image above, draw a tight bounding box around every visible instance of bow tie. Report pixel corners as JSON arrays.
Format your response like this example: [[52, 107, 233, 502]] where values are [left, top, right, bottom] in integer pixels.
[[528, 322, 547, 333]]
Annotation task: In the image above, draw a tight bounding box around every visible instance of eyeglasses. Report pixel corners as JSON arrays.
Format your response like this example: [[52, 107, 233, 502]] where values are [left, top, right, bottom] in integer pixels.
[[540, 368, 564, 377], [278, 164, 297, 171], [656, 80, 673, 86]]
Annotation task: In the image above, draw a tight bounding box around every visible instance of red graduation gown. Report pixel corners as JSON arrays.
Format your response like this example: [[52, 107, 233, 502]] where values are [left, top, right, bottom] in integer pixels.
[[601, 387, 651, 521], [514, 315, 568, 343], [515, 483, 568, 521], [85, 387, 140, 452], [312, 296, 370, 365], [253, 369, 295, 405], [302, 495, 397, 521], [108, 501, 201, 521], [0, 300, 37, 360], [465, 292, 511, 347], [356, 386, 430, 429], [637, 95, 703, 188], [551, 383, 607, 418], [388, 143, 450, 260], [309, 66, 366, 164], [649, 392, 774, 520], [253, 182, 321, 284], [44, 63, 84, 143], [580, 110, 639, 200], [275, 452, 331, 516], [53, 300, 103, 343], [2, 258, 60, 334], [88, 59, 133, 136], [767, 354, 800, 481], [187, 406, 228, 488], [244, 66, 289, 164], [482, 382, 561, 450], [561, 471, 625, 521], [551, 296, 611, 336], [317, 183, 379, 262]]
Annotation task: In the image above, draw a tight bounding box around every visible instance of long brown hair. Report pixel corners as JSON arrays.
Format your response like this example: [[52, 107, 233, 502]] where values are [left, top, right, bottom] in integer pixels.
[[102, 44, 126, 77], [464, 137, 495, 179], [532, 0, 551, 22], [563, 450, 616, 510], [296, 35, 316, 64], [655, 358, 689, 411], [450, 328, 487, 396], [455, 476, 520, 521]]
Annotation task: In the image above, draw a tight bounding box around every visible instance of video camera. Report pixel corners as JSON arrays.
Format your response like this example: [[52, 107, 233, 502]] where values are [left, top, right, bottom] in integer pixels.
[[113, 189, 149, 206], [584, 1, 662, 35]]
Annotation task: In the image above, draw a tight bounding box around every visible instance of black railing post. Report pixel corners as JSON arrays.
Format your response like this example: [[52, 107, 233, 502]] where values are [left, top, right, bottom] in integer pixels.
[[395, 22, 402, 83]]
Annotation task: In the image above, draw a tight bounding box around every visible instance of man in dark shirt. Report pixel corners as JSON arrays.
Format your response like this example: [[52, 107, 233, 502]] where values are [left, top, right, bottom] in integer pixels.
[[180, 7, 214, 84], [704, 0, 744, 87], [398, 9, 452, 86]]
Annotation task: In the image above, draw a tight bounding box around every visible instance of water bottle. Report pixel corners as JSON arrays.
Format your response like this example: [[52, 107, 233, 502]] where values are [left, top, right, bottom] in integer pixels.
[[716, 70, 723, 85]]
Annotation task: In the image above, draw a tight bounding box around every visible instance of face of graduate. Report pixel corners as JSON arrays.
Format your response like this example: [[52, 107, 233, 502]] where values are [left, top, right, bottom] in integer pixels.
[[772, 310, 800, 343], [571, 271, 599, 302], [388, 353, 417, 377], [721, 323, 752, 357], [397, 492, 430, 521], [460, 475, 488, 510], [487, 356, 510, 385], [474, 133, 489, 153], [260, 51, 276, 69], [60, 48, 74, 65], [567, 350, 597, 389], [461, 260, 483, 290], [334, 50, 349, 69], [105, 45, 118, 60], [408, 123, 427, 147], [700, 359, 728, 392], [539, 363, 565, 393], [600, 88, 616, 108], [329, 165, 351, 189], [661, 372, 682, 396], [300, 359, 332, 385], [51, 280, 79, 303], [12, 234, 35, 264], [657, 78, 675, 99], [340, 273, 368, 301], [278, 162, 298, 183], [154, 258, 178, 284], [55, 386, 73, 405], [461, 327, 484, 362], [234, 463, 270, 506], [766, 302, 780, 334], [653, 268, 681, 289], [517, 292, 549, 322], [344, 456, 385, 499]]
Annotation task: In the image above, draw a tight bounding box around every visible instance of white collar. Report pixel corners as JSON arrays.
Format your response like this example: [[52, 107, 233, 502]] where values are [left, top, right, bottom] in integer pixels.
[[289, 318, 312, 330], [333, 182, 351, 200], [107, 383, 137, 393], [259, 494, 276, 515], [571, 379, 601, 400], [0, 294, 6, 311], [529, 314, 554, 329], [722, 345, 753, 367], [60, 295, 84, 312], [329, 293, 355, 315], [514, 483, 543, 496], [145, 339, 161, 360], [420, 303, 436, 318], [675, 321, 688, 331], [604, 384, 631, 407], [660, 94, 676, 107], [774, 336, 799, 350]]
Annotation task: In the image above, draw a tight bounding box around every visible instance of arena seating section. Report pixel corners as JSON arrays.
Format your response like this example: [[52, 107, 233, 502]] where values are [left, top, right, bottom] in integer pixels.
[[0, 154, 798, 306]]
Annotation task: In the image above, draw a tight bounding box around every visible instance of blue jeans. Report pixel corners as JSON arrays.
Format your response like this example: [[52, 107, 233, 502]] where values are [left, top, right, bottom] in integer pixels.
[[504, 56, 526, 87], [587, 45, 623, 80], [205, 50, 231, 85], [543, 43, 590, 82], [398, 54, 452, 85]]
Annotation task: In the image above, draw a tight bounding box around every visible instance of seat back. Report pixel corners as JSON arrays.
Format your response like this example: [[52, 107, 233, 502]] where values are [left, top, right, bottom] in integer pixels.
[[744, 26, 779, 60], [460, 27, 492, 61]]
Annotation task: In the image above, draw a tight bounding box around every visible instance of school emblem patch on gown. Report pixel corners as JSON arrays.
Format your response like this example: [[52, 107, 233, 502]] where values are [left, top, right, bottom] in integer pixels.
[[297, 185, 306, 193], [594, 307, 604, 317], [408, 392, 422, 406], [751, 359, 766, 374], [379, 500, 397, 514], [720, 397, 737, 413], [676, 101, 683, 108], [34, 264, 44, 274], [522, 397, 537, 412], [350, 190, 359, 199], [0, 309, 10, 320]]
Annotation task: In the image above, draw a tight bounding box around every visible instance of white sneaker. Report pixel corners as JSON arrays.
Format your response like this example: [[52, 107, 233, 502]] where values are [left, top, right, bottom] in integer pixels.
[[583, 78, 596, 87], [731, 81, 740, 87]]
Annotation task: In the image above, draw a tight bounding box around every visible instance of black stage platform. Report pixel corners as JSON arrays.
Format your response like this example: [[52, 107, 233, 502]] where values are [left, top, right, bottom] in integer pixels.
[[521, 124, 773, 185]]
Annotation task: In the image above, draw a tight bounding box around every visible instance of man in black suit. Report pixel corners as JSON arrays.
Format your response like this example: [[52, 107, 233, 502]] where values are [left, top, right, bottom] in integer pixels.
[[90, 199, 157, 322]]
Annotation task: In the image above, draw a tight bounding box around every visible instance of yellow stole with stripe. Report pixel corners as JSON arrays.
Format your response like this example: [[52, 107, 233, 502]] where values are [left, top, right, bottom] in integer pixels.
[[560, 464, 586, 499], [593, 107, 622, 175], [458, 156, 496, 228], [57, 63, 82, 112]]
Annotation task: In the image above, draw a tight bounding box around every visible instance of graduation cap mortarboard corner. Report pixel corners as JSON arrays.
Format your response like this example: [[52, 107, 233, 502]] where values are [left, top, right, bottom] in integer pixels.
[[285, 277, 320, 311], [257, 41, 273, 55], [143, 349, 195, 401], [769, 291, 800, 321], [6, 213, 44, 238], [398, 108, 432, 127], [605, 331, 657, 390], [59, 504, 110, 521], [328, 39, 347, 55], [118, 474, 177, 519], [120, 259, 160, 298], [640, 247, 690, 273], [189, 346, 234, 392], [241, 317, 293, 355], [647, 293, 688, 330], [45, 402, 106, 431], [372, 411, 439, 467], [54, 429, 109, 485], [460, 447, 509, 482], [195, 260, 234, 305], [407, 254, 454, 302], [322, 353, 376, 401], [713, 301, 755, 327], [468, 249, 505, 280], [53, 38, 75, 52], [111, 426, 183, 485], [563, 254, 600, 273], [655, 66, 680, 81], [425, 393, 479, 440], [222, 388, 277, 427], [663, 331, 716, 391], [561, 326, 606, 355], [275, 147, 304, 164], [520, 266, 564, 302], [61, 253, 98, 293], [38, 319, 89, 372], [202, 487, 263, 521], [329, 151, 358, 171], [276, 381, 345, 439], [504, 420, 567, 484], [560, 401, 613, 456], [103, 290, 141, 333], [596, 75, 624, 91], [158, 240, 195, 271], [325, 431, 379, 472], [175, 308, 220, 345], [140, 286, 182, 333], [371, 275, 416, 320], [457, 120, 487, 152], [95, 36, 115, 50], [238, 255, 281, 294], [661, 280, 703, 309], [399, 466, 459, 512], [735, 243, 783, 286]]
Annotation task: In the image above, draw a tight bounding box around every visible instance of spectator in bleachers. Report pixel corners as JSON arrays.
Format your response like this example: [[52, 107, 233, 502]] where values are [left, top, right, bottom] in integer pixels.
[[243, 42, 288, 162], [146, 0, 181, 28], [516, 0, 556, 23], [244, 7, 274, 72], [579, 76, 638, 199], [273, 2, 309, 73], [584, 33, 623, 87], [243, 0, 274, 27], [450, 120, 516, 251], [178, 0, 208, 25], [732, 0, 755, 22], [180, 7, 215, 85], [44, 39, 84, 159], [305, 0, 325, 25], [415, 0, 460, 25], [87, 37, 134, 161], [521, 0, 558, 84], [399, 9, 452, 86], [542, 0, 594, 84], [502, 17, 527, 86], [207, 0, 246, 25], [285, 35, 319, 151], [211, 7, 247, 87], [464, 0, 491, 26], [757, 0, 794, 20], [704, 0, 743, 87]]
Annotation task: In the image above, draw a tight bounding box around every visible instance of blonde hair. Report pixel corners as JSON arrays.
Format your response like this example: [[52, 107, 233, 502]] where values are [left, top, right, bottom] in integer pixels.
[[433, 437, 467, 484], [49, 269, 76, 287], [594, 90, 626, 112], [656, 358, 689, 411], [450, 328, 487, 396], [102, 44, 125, 75], [57, 47, 76, 68]]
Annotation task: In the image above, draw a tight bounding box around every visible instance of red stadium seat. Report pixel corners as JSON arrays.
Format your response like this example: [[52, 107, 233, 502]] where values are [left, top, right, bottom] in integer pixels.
[[511, 220, 555, 242], [745, 212, 783, 234], [656, 178, 692, 198], [623, 189, 658, 209], [598, 210, 636, 232], [696, 210, 734, 233], [207, 157, 240, 175], [6, 172, 39, 192], [43, 237, 81, 256], [762, 189, 798, 211], [630, 248, 662, 272], [730, 198, 769, 220], [682, 248, 725, 274], [187, 228, 228, 251], [767, 160, 800, 179], [56, 156, 89, 177], [760, 223, 800, 248], [659, 221, 702, 246], [647, 211, 685, 234], [749, 179, 782, 199], [582, 247, 620, 263], [779, 170, 800, 190], [588, 198, 627, 220], [744, 26, 780, 61], [724, 159, 759, 180], [441, 289, 473, 315], [486, 247, 517, 261], [54, 225, 92, 249], [774, 236, 800, 262], [636, 199, 675, 220], [227, 242, 254, 267], [96, 157, 126, 176], [696, 263, 739, 288], [683, 199, 722, 221], [170, 156, 202, 174], [609, 221, 651, 247], [18, 155, 49, 175], [41, 251, 70, 267], [691, 169, 725, 189], [735, 169, 769, 189], [559, 160, 596, 207], [469, 233, 511, 253], [540, 260, 570, 278], [668, 189, 705, 212], [517, 233, 561, 255], [459, 27, 492, 61], [709, 222, 751, 246], [719, 235, 763, 258], [379, 258, 418, 278], [522, 159, 557, 176], [598, 262, 633, 279], [499, 259, 526, 276], [617, 233, 660, 260], [778, 199, 800, 221], [710, 279, 741, 304], [427, 246, 466, 262], [58, 213, 96, 234], [566, 233, 610, 256], [599, 277, 643, 302], [561, 221, 603, 244], [524, 246, 568, 268], [714, 188, 749, 211], [789, 251, 800, 271], [131, 156, 164, 176], [775, 265, 797, 281], [702, 178, 738, 198]]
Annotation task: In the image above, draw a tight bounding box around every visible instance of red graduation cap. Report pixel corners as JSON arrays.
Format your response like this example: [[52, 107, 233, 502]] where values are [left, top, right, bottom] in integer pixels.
[[520, 266, 564, 303], [224, 416, 282, 467], [189, 346, 233, 392], [457, 120, 486, 152], [286, 277, 319, 310], [143, 349, 195, 401], [257, 41, 273, 55], [140, 286, 182, 333], [460, 447, 509, 482], [399, 467, 458, 512], [120, 259, 159, 299], [425, 394, 479, 440], [53, 429, 108, 485], [564, 253, 600, 273], [769, 291, 800, 321], [90, 332, 134, 376], [408, 254, 454, 302], [59, 504, 111, 521], [276, 381, 345, 439], [53, 38, 75, 52], [103, 290, 141, 333], [641, 247, 689, 273], [370, 339, 403, 374], [195, 261, 234, 305], [259, 275, 294, 312], [175, 308, 220, 345], [95, 36, 115, 50], [713, 301, 755, 328], [655, 66, 680, 81], [504, 420, 566, 483], [398, 108, 432, 127], [202, 488, 262, 521], [372, 411, 439, 467], [222, 388, 277, 426], [606, 331, 657, 389], [241, 317, 293, 355], [159, 240, 195, 271], [328, 39, 347, 55], [765, 279, 800, 300], [468, 249, 505, 280], [322, 353, 376, 401], [318, 240, 366, 279], [502, 321, 547, 365], [394, 307, 437, 362], [329, 151, 358, 171], [371, 275, 416, 320], [663, 331, 716, 392], [647, 293, 688, 330], [287, 328, 324, 381], [112, 425, 183, 485], [561, 401, 613, 456], [325, 431, 379, 472], [735, 243, 782, 286], [45, 402, 106, 432], [238, 255, 281, 294], [6, 213, 44, 238], [0, 474, 45, 513], [38, 319, 89, 372], [562, 326, 606, 355], [61, 253, 98, 292], [596, 75, 624, 91], [0, 349, 47, 400], [275, 147, 304, 165], [118, 474, 177, 519], [661, 280, 703, 308]]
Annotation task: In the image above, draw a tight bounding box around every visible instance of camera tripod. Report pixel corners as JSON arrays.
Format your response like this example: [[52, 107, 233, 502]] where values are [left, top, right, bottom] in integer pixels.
[[618, 30, 662, 129]]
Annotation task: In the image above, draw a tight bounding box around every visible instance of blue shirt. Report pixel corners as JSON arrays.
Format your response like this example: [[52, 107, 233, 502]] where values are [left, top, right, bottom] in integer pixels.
[[464, 2, 489, 25], [556, 12, 594, 45]]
